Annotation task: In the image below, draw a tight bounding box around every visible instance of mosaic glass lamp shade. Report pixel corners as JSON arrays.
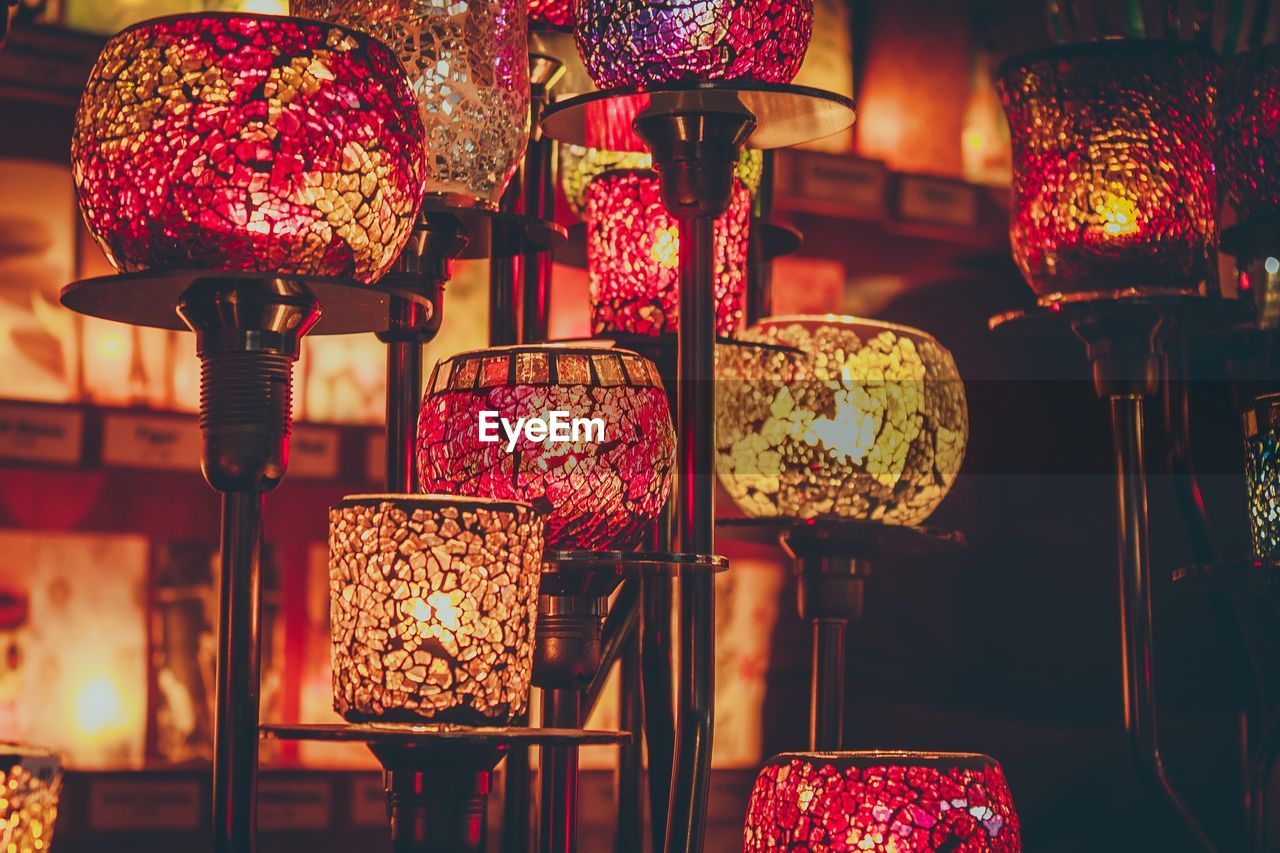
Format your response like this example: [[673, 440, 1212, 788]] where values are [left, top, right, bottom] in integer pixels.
[[528, 0, 572, 30], [997, 42, 1218, 301], [715, 315, 968, 524], [0, 745, 62, 852], [70, 13, 427, 285], [586, 170, 751, 338], [561, 145, 764, 218], [291, 0, 530, 210], [1220, 45, 1280, 230], [1245, 394, 1280, 560], [743, 752, 1021, 852], [575, 0, 814, 89], [417, 345, 676, 552], [329, 495, 544, 724]]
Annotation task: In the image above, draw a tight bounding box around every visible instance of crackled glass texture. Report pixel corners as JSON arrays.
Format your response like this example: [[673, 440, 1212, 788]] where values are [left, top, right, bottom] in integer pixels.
[[561, 144, 763, 218], [1221, 46, 1280, 230], [0, 746, 62, 853], [716, 316, 968, 524], [417, 346, 676, 552], [576, 0, 814, 89], [1245, 396, 1280, 560], [292, 0, 529, 209], [744, 752, 1021, 852], [329, 495, 544, 724], [998, 43, 1217, 300], [587, 171, 750, 337], [71, 14, 427, 285], [528, 0, 572, 29]]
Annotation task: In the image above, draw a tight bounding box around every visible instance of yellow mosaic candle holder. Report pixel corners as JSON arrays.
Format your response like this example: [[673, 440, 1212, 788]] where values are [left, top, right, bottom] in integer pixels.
[[0, 745, 61, 853]]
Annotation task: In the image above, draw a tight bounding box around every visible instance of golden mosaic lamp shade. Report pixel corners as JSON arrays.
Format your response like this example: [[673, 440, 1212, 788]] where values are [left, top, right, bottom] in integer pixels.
[[716, 315, 968, 525], [291, 0, 531, 210], [329, 495, 545, 725], [0, 745, 61, 853]]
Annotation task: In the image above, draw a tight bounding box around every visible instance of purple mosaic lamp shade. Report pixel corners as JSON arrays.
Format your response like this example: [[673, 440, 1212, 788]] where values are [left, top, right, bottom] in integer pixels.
[[574, 0, 815, 90], [71, 13, 427, 285], [997, 41, 1218, 302]]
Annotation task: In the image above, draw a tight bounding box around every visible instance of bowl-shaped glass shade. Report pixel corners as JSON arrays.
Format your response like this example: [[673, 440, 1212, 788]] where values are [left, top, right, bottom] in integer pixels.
[[575, 0, 814, 89], [71, 13, 427, 285], [1245, 394, 1280, 560], [716, 315, 968, 524], [291, 0, 530, 210], [529, 0, 572, 30], [586, 170, 751, 338], [0, 745, 62, 852], [417, 345, 676, 552], [744, 752, 1021, 852], [561, 145, 764, 218], [997, 41, 1217, 301], [329, 494, 544, 724], [1221, 45, 1280, 231]]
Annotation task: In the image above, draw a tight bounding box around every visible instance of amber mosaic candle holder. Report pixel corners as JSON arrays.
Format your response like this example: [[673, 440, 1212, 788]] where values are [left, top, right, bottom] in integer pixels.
[[329, 495, 544, 725], [743, 751, 1021, 852], [290, 0, 530, 211], [716, 315, 968, 525], [997, 41, 1218, 303], [0, 745, 61, 853], [416, 345, 677, 553]]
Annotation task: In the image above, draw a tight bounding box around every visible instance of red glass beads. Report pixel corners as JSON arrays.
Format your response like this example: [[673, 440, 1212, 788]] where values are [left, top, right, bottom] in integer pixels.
[[744, 752, 1021, 852], [1220, 45, 1280, 231], [528, 0, 572, 30], [71, 13, 427, 285]]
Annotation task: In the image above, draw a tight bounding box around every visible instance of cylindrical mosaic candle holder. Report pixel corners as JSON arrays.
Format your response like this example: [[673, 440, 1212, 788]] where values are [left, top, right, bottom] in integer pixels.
[[743, 751, 1021, 852], [586, 170, 752, 338], [997, 41, 1218, 302], [0, 745, 62, 852], [1245, 394, 1280, 561], [562, 146, 764, 219], [575, 0, 814, 89], [716, 315, 968, 524], [417, 345, 677, 552], [71, 12, 427, 285], [290, 0, 530, 210], [329, 495, 545, 725], [1220, 45, 1280, 232]]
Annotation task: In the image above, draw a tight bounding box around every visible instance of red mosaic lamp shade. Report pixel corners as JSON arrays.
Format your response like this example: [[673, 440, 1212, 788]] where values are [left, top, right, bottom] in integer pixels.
[[586, 170, 751, 338], [1221, 45, 1280, 230], [575, 0, 814, 90], [744, 752, 1022, 852], [416, 345, 677, 552], [997, 42, 1218, 301], [71, 13, 428, 285], [528, 0, 572, 30]]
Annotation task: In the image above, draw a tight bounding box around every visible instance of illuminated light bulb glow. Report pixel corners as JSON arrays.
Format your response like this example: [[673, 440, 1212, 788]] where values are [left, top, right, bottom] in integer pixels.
[[329, 495, 545, 724], [998, 42, 1217, 300], [586, 171, 751, 338], [716, 315, 968, 524], [71, 13, 427, 284], [73, 674, 126, 739]]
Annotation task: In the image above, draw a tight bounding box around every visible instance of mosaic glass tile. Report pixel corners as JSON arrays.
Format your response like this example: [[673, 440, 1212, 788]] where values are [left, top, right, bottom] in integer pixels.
[[0, 746, 61, 853], [1245, 395, 1280, 559], [1220, 45, 1280, 230]]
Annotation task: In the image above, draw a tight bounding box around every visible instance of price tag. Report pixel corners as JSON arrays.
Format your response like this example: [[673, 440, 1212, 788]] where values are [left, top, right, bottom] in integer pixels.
[[0, 403, 83, 465], [259, 778, 332, 831], [89, 779, 202, 831], [779, 151, 887, 217], [351, 774, 387, 827], [291, 426, 340, 480], [898, 175, 979, 228], [102, 413, 199, 471]]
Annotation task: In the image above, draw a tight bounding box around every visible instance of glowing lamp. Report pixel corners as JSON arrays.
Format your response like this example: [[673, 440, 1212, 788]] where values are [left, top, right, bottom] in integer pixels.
[[575, 0, 814, 89], [1245, 394, 1280, 560], [561, 145, 764, 218], [0, 745, 62, 852], [528, 0, 572, 30], [716, 315, 968, 524], [329, 495, 544, 725], [416, 345, 676, 552], [71, 13, 427, 285], [291, 0, 530, 210], [586, 170, 751, 338], [997, 42, 1217, 301], [744, 752, 1021, 852], [1220, 46, 1280, 230]]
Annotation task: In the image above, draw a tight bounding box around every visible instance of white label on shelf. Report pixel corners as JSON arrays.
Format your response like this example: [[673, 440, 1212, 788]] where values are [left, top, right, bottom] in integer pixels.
[[0, 403, 83, 465], [898, 176, 979, 227], [259, 778, 333, 831], [290, 426, 340, 479], [101, 413, 199, 472], [786, 152, 887, 216], [89, 779, 202, 831], [351, 774, 387, 827]]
